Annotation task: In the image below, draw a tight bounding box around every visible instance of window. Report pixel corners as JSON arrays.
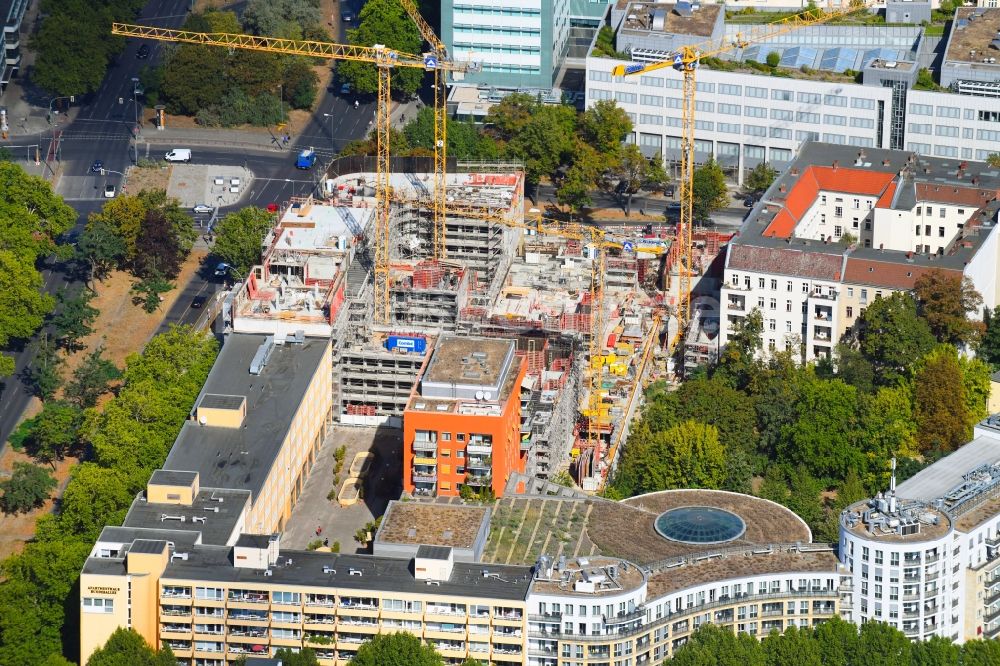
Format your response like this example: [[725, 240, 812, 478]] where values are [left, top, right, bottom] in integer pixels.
[[796, 111, 820, 124], [771, 108, 793, 121], [718, 122, 741, 134], [770, 127, 791, 140], [846, 306, 853, 318], [939, 226, 945, 237], [195, 587, 223, 601], [802, 283, 810, 294], [744, 106, 767, 118], [908, 103, 933, 116], [769, 298, 777, 310], [796, 130, 820, 142], [935, 125, 959, 138], [719, 103, 741, 115], [936, 106, 960, 119], [719, 83, 742, 96], [824, 114, 847, 126], [589, 70, 611, 82], [786, 300, 793, 312], [798, 92, 821, 104], [834, 225, 842, 237], [744, 125, 766, 137], [852, 97, 876, 110], [615, 91, 636, 104], [770, 279, 778, 290], [640, 94, 663, 107], [824, 95, 847, 107], [695, 100, 714, 112], [746, 86, 768, 98], [758, 278, 766, 288], [850, 117, 875, 129], [786, 321, 792, 332], [834, 206, 843, 218], [772, 89, 793, 101], [786, 281, 793, 292], [590, 89, 612, 101], [83, 597, 114, 614], [768, 319, 776, 331], [758, 297, 765, 308], [640, 75, 663, 87], [639, 114, 662, 125], [272, 591, 301, 604]]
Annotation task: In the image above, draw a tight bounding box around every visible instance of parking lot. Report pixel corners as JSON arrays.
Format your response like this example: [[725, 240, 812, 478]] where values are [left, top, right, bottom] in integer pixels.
[[167, 164, 252, 228], [283, 426, 402, 553]]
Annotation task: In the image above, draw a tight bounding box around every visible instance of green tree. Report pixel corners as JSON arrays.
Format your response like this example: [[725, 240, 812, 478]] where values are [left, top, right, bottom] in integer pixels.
[[858, 385, 919, 472], [31, 5, 123, 96], [959, 354, 991, 428], [0, 251, 55, 377], [403, 106, 498, 160], [65, 347, 121, 408], [26, 336, 63, 401], [912, 635, 960, 666], [715, 308, 765, 391], [506, 104, 577, 187], [78, 219, 127, 286], [556, 142, 601, 212], [961, 638, 1000, 664], [988, 154, 1000, 169], [853, 292, 935, 385], [349, 632, 444, 666], [338, 0, 424, 97], [283, 58, 320, 109], [691, 158, 728, 221], [671, 623, 765, 666], [614, 144, 668, 216], [52, 287, 99, 351], [766, 50, 781, 68], [672, 376, 759, 453], [484, 93, 537, 142], [131, 273, 175, 313], [831, 342, 875, 394], [813, 616, 861, 665], [0, 161, 78, 257], [778, 374, 860, 478], [271, 647, 320, 666], [213, 207, 275, 276], [243, 0, 323, 38], [981, 305, 1000, 371], [744, 161, 777, 193], [856, 621, 911, 666], [86, 627, 175, 666], [913, 269, 983, 346], [579, 99, 633, 157], [914, 345, 969, 454], [57, 463, 134, 541], [763, 624, 822, 666], [613, 420, 725, 496], [0, 462, 56, 514], [26, 401, 82, 466]]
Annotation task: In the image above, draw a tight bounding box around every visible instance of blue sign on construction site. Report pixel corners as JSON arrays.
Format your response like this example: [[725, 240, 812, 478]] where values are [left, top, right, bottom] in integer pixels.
[[424, 55, 439, 69], [623, 241, 635, 253]]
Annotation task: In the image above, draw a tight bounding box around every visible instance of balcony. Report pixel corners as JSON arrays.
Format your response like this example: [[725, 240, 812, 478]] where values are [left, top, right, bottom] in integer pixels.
[[427, 605, 467, 617], [467, 456, 491, 470], [306, 595, 336, 607], [228, 591, 268, 604], [229, 627, 268, 638], [467, 443, 492, 455], [466, 474, 491, 486], [413, 444, 437, 456], [412, 471, 437, 484]]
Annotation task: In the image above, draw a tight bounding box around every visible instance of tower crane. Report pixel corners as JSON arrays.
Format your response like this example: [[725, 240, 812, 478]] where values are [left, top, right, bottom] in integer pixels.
[[611, 0, 870, 348], [397, 0, 452, 261], [110, 23, 472, 325]]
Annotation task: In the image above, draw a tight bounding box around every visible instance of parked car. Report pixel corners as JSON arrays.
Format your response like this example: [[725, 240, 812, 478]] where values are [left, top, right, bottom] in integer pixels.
[[664, 184, 676, 198], [266, 203, 279, 213], [342, 11, 354, 21], [340, 83, 351, 95], [192, 203, 213, 214], [744, 196, 757, 208], [164, 148, 192, 162], [136, 44, 150, 59], [90, 159, 103, 173]]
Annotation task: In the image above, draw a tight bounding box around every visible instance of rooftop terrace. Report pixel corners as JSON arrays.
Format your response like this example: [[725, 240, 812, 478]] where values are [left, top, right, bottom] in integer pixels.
[[616, 0, 721, 38], [945, 7, 1000, 66], [375, 502, 490, 550]]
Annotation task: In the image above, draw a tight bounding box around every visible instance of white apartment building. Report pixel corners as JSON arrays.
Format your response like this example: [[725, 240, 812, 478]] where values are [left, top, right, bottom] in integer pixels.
[[718, 142, 1000, 362], [841, 418, 1000, 642]]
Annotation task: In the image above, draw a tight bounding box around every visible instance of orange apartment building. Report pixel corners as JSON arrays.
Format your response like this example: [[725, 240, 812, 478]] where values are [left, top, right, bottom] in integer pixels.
[[403, 336, 527, 498]]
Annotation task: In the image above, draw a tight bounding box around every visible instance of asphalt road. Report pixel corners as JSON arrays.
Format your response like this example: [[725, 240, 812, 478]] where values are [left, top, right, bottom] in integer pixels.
[[0, 0, 374, 449]]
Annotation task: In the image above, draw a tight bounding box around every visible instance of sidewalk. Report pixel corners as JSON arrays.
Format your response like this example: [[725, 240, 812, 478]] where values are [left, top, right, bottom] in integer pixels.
[[136, 125, 292, 152], [0, 0, 64, 140]]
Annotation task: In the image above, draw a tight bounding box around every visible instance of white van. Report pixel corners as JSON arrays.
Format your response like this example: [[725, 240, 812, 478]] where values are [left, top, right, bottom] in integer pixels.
[[164, 148, 192, 162]]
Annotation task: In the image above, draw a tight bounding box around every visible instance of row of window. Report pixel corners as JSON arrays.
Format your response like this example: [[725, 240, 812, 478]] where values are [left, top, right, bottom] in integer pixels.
[[453, 5, 542, 16], [453, 42, 540, 55], [453, 25, 540, 37]]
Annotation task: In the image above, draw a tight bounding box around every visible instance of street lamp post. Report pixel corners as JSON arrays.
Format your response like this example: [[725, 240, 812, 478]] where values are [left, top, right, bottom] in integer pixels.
[[278, 84, 284, 121]]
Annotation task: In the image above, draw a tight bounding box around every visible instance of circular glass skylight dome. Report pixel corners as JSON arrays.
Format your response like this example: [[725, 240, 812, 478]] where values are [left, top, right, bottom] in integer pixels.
[[654, 506, 747, 545]]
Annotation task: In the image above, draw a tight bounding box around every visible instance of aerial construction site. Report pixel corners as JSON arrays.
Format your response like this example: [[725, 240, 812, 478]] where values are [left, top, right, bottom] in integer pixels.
[[219, 159, 716, 492]]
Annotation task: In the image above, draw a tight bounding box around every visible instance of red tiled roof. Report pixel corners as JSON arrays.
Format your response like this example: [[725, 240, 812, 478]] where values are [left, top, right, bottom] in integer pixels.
[[763, 166, 896, 238], [843, 257, 962, 289], [875, 181, 898, 209], [728, 244, 843, 280], [915, 183, 998, 206]]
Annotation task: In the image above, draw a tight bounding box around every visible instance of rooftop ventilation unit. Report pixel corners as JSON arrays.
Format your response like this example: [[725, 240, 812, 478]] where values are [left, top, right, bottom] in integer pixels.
[[161, 514, 186, 523], [171, 552, 189, 562], [191, 516, 206, 524], [349, 568, 363, 576], [250, 335, 275, 375]]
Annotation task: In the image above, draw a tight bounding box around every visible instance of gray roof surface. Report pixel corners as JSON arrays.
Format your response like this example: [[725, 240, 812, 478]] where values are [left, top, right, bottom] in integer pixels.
[[416, 545, 452, 560], [122, 487, 250, 546], [96, 526, 202, 549], [236, 534, 274, 549], [148, 469, 198, 487], [162, 547, 533, 601], [896, 435, 1000, 502], [732, 142, 1000, 277], [130, 539, 168, 554], [163, 334, 328, 500]]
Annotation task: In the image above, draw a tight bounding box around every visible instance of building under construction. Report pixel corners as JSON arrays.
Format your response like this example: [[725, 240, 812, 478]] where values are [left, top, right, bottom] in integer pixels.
[[223, 160, 678, 489]]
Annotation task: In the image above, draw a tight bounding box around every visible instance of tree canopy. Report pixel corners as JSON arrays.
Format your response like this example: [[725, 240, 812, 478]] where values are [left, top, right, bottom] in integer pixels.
[[349, 632, 444, 666], [0, 463, 56, 515], [691, 159, 729, 221], [338, 0, 424, 97], [86, 628, 175, 666], [913, 269, 983, 347]]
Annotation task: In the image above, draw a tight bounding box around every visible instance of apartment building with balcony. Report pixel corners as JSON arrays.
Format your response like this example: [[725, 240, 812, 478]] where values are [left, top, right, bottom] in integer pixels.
[[840, 417, 1000, 642], [719, 142, 1000, 362], [80, 487, 847, 665], [162, 333, 333, 534], [403, 335, 528, 498]]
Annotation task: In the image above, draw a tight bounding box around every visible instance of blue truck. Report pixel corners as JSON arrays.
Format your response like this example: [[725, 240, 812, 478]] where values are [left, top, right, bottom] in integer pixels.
[[295, 147, 317, 170]]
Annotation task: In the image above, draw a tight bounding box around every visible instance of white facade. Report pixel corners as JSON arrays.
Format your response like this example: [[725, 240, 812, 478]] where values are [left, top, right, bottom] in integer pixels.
[[584, 56, 1000, 181], [720, 267, 842, 361]]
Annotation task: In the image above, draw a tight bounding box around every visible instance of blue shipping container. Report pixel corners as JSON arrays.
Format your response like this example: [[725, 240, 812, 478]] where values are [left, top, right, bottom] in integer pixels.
[[385, 336, 427, 353]]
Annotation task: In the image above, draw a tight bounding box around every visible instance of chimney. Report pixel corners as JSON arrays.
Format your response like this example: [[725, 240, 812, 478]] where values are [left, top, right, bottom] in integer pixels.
[[883, 159, 891, 167], [832, 160, 839, 170], [779, 183, 787, 193], [791, 167, 799, 176], [972, 177, 980, 185]]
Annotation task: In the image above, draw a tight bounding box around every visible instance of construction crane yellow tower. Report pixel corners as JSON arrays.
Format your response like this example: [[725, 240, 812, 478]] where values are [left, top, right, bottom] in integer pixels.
[[111, 23, 471, 325], [611, 0, 870, 347], [398, 0, 452, 261]]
